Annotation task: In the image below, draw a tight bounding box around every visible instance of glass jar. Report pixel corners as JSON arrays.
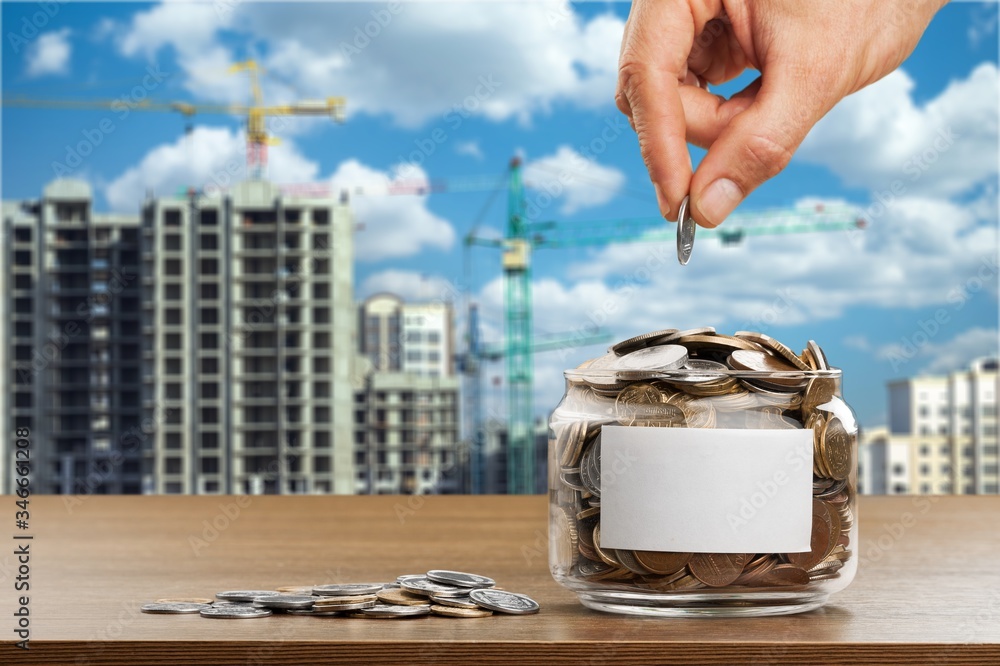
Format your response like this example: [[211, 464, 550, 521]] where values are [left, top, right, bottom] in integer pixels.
[[548, 332, 858, 617]]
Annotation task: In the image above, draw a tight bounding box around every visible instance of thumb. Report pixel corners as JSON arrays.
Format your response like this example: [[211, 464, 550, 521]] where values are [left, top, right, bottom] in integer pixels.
[[689, 65, 830, 228]]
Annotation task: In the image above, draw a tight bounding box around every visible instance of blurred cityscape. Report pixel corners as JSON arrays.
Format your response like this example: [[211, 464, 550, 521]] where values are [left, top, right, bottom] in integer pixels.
[[1, 178, 996, 497]]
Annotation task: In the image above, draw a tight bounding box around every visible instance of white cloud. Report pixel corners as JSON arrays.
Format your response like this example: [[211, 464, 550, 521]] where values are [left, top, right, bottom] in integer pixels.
[[523, 145, 626, 215], [455, 141, 484, 160], [359, 270, 460, 302], [331, 160, 455, 262], [114, 1, 624, 126], [26, 29, 71, 77], [104, 126, 318, 211], [799, 63, 999, 198], [843, 335, 872, 352], [969, 5, 998, 47], [876, 327, 999, 375]]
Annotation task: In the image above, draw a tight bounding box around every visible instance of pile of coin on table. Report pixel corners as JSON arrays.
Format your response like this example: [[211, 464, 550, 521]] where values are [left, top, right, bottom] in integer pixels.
[[550, 328, 856, 591], [141, 570, 539, 619]]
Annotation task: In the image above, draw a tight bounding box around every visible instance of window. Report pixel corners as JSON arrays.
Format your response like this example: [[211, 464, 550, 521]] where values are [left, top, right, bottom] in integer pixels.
[[313, 209, 329, 226], [938, 425, 947, 435], [940, 444, 951, 455], [314, 456, 331, 473], [428, 331, 440, 344], [920, 426, 930, 435], [983, 463, 999, 474], [165, 309, 182, 325], [893, 483, 908, 494], [165, 358, 182, 375], [164, 259, 182, 276], [200, 283, 219, 300], [201, 333, 219, 349], [164, 211, 181, 226], [314, 357, 330, 373], [939, 405, 949, 417], [201, 407, 219, 424], [165, 458, 183, 474], [199, 234, 218, 250], [165, 234, 182, 251], [201, 357, 219, 374], [314, 382, 330, 398], [428, 351, 440, 363], [201, 457, 219, 474], [984, 425, 998, 437], [920, 445, 930, 456], [314, 406, 331, 423], [892, 463, 905, 475], [313, 283, 329, 299], [985, 484, 999, 493], [985, 405, 998, 418], [201, 433, 219, 449], [920, 483, 931, 494], [407, 350, 421, 362], [963, 446, 974, 457], [406, 331, 422, 343], [920, 464, 930, 475], [313, 307, 330, 323], [165, 333, 182, 350], [355, 410, 366, 424], [941, 464, 952, 475], [313, 332, 330, 348], [985, 445, 999, 456], [200, 258, 218, 275], [165, 433, 182, 450], [919, 405, 929, 417], [165, 383, 182, 399], [165, 284, 182, 300], [200, 308, 219, 324], [314, 432, 330, 448]]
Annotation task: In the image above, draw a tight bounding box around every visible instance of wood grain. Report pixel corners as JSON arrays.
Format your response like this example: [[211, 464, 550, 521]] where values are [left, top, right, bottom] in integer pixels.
[[3, 495, 999, 664]]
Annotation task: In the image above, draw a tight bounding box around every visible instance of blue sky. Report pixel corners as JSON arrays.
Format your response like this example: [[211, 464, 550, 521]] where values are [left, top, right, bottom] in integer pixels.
[[2, 1, 998, 428]]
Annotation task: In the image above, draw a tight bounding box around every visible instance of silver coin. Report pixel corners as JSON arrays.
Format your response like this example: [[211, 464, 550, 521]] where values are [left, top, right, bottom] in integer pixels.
[[252, 595, 316, 609], [141, 602, 210, 614], [580, 352, 625, 388], [357, 602, 432, 618], [612, 345, 688, 376], [579, 439, 601, 498], [312, 583, 384, 596], [611, 329, 680, 356], [808, 340, 830, 370], [215, 590, 280, 602], [430, 595, 479, 609], [199, 606, 272, 619], [399, 576, 469, 598], [676, 195, 696, 265], [426, 570, 495, 589], [469, 588, 540, 615]]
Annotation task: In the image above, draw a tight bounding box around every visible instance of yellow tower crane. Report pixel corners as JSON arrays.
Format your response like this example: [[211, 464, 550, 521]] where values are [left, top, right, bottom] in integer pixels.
[[3, 60, 346, 180]]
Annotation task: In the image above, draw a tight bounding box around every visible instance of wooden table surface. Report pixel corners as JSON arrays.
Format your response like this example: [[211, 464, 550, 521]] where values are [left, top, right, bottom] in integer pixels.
[[3, 495, 999, 664]]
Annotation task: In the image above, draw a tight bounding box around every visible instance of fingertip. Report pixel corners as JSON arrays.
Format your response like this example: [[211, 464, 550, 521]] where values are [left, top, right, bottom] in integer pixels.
[[692, 177, 743, 228]]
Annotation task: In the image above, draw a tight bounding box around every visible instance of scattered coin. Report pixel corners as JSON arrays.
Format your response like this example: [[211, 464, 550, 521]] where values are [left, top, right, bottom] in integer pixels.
[[431, 604, 493, 618], [400, 576, 469, 598], [252, 595, 316, 610], [199, 606, 272, 619], [357, 602, 432, 618], [377, 588, 430, 606], [469, 589, 540, 615], [215, 591, 280, 602], [312, 583, 384, 597], [141, 602, 210, 614], [430, 595, 479, 609], [426, 570, 496, 589]]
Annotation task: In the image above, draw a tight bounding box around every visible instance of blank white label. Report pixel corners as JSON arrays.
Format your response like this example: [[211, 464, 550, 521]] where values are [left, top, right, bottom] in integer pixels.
[[600, 426, 812, 553]]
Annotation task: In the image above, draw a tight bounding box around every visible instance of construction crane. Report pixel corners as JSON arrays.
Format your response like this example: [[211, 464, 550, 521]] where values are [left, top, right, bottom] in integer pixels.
[[3, 60, 346, 180], [466, 157, 866, 495], [457, 303, 611, 494]]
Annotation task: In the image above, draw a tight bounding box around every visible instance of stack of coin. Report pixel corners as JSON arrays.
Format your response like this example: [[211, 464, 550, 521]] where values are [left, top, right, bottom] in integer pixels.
[[551, 328, 856, 593], [140, 570, 539, 620]]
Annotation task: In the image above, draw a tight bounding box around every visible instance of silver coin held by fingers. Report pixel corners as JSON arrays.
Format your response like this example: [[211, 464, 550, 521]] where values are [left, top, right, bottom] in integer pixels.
[[676, 195, 696, 266]]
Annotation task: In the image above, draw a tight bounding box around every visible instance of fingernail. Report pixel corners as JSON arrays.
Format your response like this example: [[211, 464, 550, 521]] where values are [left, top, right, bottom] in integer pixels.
[[654, 184, 670, 218], [697, 178, 743, 226]]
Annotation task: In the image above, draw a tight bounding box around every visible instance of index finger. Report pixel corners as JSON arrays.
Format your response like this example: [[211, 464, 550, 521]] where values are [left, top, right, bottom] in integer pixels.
[[616, 0, 697, 220]]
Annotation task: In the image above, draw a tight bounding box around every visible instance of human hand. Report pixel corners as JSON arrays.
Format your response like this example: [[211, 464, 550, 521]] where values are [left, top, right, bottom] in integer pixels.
[[616, 0, 948, 227]]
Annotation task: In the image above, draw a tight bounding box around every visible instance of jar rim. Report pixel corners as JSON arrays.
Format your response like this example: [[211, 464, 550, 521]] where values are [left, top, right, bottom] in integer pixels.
[[563, 367, 841, 380]]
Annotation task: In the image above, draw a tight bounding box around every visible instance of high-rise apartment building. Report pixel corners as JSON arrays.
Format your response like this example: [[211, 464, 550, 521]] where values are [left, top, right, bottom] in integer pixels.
[[352, 359, 464, 494], [140, 181, 355, 494], [2, 180, 144, 494], [860, 357, 1000, 495], [887, 357, 999, 494], [358, 293, 453, 377]]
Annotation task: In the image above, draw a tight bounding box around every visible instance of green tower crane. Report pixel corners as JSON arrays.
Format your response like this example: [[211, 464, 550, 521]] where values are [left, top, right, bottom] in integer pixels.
[[467, 157, 865, 495]]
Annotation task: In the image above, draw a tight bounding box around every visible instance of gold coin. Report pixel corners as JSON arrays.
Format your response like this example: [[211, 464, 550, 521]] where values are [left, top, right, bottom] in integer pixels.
[[733, 331, 810, 371], [313, 594, 378, 606], [430, 604, 493, 618], [802, 376, 837, 413], [728, 349, 806, 386], [688, 553, 748, 587], [632, 550, 691, 575], [376, 588, 429, 606], [821, 416, 853, 480], [788, 500, 833, 570], [758, 564, 810, 587]]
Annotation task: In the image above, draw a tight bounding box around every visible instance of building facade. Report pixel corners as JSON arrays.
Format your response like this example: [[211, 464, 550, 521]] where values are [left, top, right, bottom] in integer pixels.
[[2, 180, 144, 494], [358, 293, 453, 377], [352, 363, 464, 494], [140, 181, 355, 494], [868, 357, 1000, 495]]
